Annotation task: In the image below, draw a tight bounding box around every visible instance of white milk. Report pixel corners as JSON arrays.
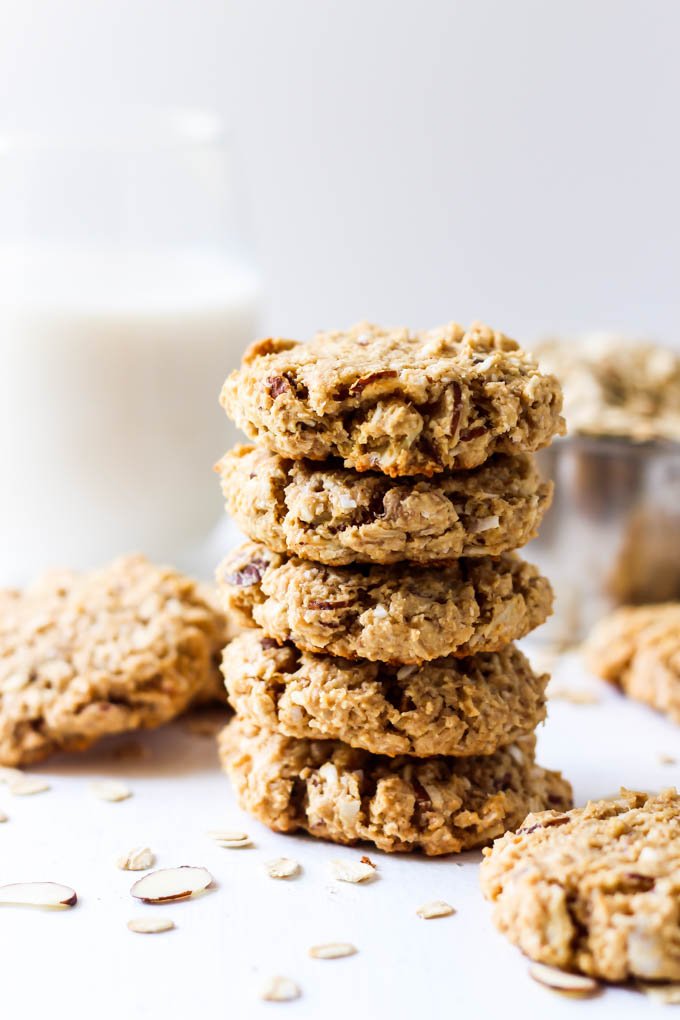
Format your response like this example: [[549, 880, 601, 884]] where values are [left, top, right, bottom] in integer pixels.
[[0, 245, 260, 584]]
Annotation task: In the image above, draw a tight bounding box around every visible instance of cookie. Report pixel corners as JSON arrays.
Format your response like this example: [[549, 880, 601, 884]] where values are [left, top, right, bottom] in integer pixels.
[[219, 718, 572, 855], [218, 542, 553, 662], [220, 630, 548, 757], [585, 604, 680, 724], [533, 334, 680, 442], [480, 788, 680, 982], [0, 556, 230, 766], [216, 445, 552, 566], [221, 322, 564, 476]]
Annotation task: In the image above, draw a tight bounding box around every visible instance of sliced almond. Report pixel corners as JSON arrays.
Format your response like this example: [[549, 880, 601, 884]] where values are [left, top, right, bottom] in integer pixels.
[[416, 900, 455, 919], [0, 809, 7, 822], [130, 866, 212, 903], [116, 847, 155, 871], [260, 976, 300, 1002], [330, 859, 375, 884], [309, 943, 357, 959], [0, 882, 77, 908], [637, 982, 680, 1004], [8, 775, 50, 796], [206, 830, 252, 848], [265, 858, 300, 879], [658, 753, 676, 766], [0, 766, 25, 783], [127, 917, 175, 934], [548, 686, 599, 705], [90, 780, 132, 802], [529, 963, 599, 994]]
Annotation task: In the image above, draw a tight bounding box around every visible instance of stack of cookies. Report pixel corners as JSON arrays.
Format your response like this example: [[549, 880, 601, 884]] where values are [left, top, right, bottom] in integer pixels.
[[215, 321, 572, 854]]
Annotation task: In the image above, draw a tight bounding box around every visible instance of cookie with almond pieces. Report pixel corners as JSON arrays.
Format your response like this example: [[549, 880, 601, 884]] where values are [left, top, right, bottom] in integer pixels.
[[216, 445, 552, 566], [481, 788, 680, 982], [219, 718, 572, 855], [585, 603, 680, 724], [0, 556, 231, 766], [221, 630, 549, 757], [221, 321, 564, 476], [218, 541, 552, 663]]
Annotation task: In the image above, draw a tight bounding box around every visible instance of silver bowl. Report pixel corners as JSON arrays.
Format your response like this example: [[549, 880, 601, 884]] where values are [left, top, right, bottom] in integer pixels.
[[527, 436, 680, 644]]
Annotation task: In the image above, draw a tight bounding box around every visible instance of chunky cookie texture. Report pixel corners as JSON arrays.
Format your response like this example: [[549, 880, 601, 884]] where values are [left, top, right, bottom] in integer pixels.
[[0, 556, 230, 766], [219, 718, 572, 855], [585, 604, 680, 724], [481, 789, 680, 982], [216, 445, 552, 566], [218, 542, 553, 663], [220, 631, 549, 757], [533, 334, 680, 442], [221, 322, 564, 476]]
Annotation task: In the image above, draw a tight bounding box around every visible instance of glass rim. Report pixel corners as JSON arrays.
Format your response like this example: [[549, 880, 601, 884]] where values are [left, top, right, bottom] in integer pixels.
[[0, 105, 226, 154]]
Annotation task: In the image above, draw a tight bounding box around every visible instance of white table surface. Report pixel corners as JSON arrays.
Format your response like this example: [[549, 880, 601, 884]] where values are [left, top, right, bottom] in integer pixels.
[[2, 645, 678, 1020]]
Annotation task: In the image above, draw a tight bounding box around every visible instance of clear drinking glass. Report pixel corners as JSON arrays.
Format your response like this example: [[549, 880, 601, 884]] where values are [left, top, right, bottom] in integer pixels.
[[0, 108, 260, 584]]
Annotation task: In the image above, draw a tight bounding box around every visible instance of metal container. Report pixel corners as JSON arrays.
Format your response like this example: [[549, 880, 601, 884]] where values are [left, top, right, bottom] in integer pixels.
[[527, 436, 680, 644]]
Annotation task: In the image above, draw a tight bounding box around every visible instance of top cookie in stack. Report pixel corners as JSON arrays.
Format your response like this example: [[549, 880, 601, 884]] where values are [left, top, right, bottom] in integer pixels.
[[220, 320, 563, 475], [215, 321, 571, 854]]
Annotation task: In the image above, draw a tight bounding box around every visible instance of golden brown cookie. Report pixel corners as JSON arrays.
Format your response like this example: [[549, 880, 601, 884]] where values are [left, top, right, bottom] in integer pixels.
[[533, 334, 680, 441], [216, 445, 552, 566], [220, 630, 548, 757], [217, 542, 552, 662], [221, 321, 564, 476], [481, 788, 680, 982], [219, 718, 572, 855], [0, 556, 230, 766], [585, 604, 680, 724]]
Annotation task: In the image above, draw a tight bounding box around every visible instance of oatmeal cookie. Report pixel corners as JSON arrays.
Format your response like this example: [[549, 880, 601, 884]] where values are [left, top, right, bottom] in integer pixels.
[[219, 718, 572, 855], [533, 334, 680, 441], [220, 631, 548, 757], [0, 556, 230, 766], [585, 604, 680, 723], [217, 542, 552, 662], [221, 322, 564, 476], [480, 788, 680, 982], [216, 445, 552, 565]]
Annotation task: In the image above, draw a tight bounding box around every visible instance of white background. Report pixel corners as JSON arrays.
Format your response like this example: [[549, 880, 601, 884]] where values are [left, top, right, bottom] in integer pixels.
[[1, 0, 679, 341], [1, 6, 680, 1019], [1, 650, 679, 1020]]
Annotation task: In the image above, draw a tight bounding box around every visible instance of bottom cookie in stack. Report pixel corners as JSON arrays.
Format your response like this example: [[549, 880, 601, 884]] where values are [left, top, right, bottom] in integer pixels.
[[218, 717, 572, 856]]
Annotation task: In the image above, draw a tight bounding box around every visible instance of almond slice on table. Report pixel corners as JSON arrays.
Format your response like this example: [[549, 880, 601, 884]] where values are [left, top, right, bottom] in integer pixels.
[[130, 866, 213, 903], [265, 858, 300, 879], [548, 686, 599, 705], [90, 780, 132, 802], [0, 809, 7, 822], [308, 943, 357, 959], [206, 830, 252, 848], [529, 962, 599, 994], [8, 775, 50, 796], [329, 859, 376, 884], [416, 901, 455, 919], [260, 976, 300, 1002], [116, 847, 155, 871], [128, 917, 175, 934], [0, 882, 77, 908]]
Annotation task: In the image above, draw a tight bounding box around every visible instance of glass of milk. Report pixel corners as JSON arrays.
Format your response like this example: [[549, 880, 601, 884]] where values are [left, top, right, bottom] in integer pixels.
[[0, 109, 260, 584]]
